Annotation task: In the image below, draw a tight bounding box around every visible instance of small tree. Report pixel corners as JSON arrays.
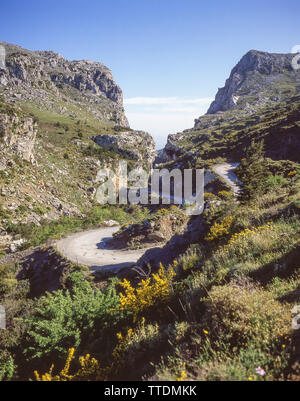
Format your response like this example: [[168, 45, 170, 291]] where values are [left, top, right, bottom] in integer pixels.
[[237, 140, 265, 203]]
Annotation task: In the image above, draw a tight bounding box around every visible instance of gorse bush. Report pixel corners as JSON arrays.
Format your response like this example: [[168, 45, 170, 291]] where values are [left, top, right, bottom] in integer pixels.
[[205, 216, 234, 242], [224, 222, 276, 249], [218, 190, 233, 200], [204, 192, 217, 200], [119, 264, 175, 321], [34, 319, 160, 381], [34, 348, 101, 381], [206, 217, 300, 284]]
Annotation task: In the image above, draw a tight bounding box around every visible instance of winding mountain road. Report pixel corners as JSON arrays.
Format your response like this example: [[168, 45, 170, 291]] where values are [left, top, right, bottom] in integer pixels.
[[56, 226, 148, 272], [212, 163, 241, 195], [56, 163, 241, 271]]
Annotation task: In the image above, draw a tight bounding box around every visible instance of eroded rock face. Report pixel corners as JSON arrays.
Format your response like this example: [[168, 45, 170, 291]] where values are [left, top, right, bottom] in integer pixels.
[[0, 108, 37, 163], [161, 132, 186, 163], [92, 130, 157, 167]]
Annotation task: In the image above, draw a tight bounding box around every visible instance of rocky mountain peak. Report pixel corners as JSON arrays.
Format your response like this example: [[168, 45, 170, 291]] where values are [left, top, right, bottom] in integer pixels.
[[206, 49, 296, 115], [162, 49, 300, 165], [234, 50, 294, 76]]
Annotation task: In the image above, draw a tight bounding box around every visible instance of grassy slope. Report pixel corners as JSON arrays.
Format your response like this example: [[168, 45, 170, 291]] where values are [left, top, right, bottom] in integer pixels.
[[1, 158, 297, 382], [111, 168, 300, 381], [163, 94, 300, 170]]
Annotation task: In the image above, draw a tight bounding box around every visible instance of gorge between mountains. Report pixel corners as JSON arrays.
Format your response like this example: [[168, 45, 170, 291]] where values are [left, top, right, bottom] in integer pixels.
[[1, 40, 300, 382]]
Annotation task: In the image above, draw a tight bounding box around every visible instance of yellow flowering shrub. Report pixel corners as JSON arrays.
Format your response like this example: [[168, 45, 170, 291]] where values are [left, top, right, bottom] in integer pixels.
[[34, 328, 136, 381], [205, 216, 234, 242], [119, 264, 175, 321], [224, 222, 275, 249], [218, 190, 233, 199], [34, 318, 161, 381], [112, 318, 161, 374], [204, 192, 216, 200], [156, 208, 169, 215], [176, 363, 187, 381], [112, 328, 134, 367], [34, 348, 102, 381]]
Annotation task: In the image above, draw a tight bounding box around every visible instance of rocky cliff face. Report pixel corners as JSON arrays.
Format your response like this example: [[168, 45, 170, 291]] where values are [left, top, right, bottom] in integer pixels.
[[0, 41, 129, 127], [92, 130, 156, 167], [0, 104, 37, 163], [161, 132, 187, 163], [207, 50, 296, 115]]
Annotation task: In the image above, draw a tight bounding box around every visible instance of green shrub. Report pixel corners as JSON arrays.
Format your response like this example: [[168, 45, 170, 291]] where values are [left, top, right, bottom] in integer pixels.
[[265, 174, 288, 189], [24, 272, 121, 362], [202, 280, 291, 350], [0, 351, 15, 381]]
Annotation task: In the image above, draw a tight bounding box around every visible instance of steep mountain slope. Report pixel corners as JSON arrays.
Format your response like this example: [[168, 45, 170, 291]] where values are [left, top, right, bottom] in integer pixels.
[[162, 50, 300, 165], [0, 41, 155, 250]]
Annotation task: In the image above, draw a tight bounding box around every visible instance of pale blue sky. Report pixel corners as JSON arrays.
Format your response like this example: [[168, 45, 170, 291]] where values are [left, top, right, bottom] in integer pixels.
[[1, 0, 300, 147]]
